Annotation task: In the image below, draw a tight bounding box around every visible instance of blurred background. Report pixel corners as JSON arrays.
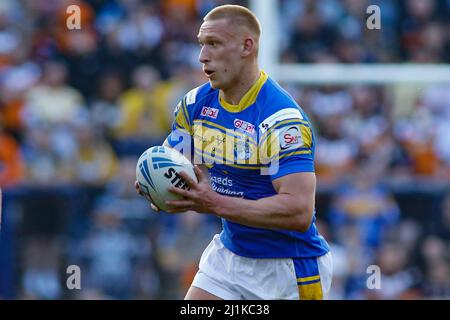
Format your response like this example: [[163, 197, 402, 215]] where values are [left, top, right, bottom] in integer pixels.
[[0, 0, 449, 300]]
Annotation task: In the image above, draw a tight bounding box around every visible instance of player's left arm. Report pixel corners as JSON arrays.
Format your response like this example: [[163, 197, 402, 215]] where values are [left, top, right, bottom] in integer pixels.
[[217, 171, 315, 232], [166, 166, 315, 232]]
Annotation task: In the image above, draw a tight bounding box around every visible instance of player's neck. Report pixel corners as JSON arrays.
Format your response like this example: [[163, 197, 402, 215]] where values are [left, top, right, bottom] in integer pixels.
[[221, 65, 260, 105]]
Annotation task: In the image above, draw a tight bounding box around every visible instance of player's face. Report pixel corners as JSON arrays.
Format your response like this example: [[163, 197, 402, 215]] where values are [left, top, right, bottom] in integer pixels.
[[197, 19, 244, 90]]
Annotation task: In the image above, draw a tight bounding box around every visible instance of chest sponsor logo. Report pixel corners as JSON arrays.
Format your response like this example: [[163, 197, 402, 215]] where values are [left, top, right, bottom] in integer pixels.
[[234, 118, 255, 134], [201, 106, 219, 119], [210, 176, 233, 187], [210, 175, 244, 197]]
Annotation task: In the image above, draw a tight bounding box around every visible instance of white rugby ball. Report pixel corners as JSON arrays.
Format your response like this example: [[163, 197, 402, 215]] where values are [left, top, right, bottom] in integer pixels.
[[136, 146, 198, 211]]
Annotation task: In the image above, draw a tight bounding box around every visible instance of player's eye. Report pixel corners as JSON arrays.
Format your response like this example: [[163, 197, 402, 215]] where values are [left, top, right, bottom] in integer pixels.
[[208, 40, 219, 47]]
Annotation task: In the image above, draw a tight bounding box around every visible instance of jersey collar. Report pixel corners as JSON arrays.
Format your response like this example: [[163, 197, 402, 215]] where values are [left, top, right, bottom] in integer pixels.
[[219, 70, 268, 113]]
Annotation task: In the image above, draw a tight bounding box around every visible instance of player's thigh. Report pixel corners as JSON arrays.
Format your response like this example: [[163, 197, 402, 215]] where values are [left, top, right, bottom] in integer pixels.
[[189, 235, 242, 299], [185, 285, 223, 300]]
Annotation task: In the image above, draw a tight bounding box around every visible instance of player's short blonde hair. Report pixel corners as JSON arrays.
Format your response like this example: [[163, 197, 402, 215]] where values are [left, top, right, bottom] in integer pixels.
[[204, 4, 261, 41]]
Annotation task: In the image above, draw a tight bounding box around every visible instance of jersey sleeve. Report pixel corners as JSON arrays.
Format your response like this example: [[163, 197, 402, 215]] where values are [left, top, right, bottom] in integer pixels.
[[258, 107, 315, 180], [164, 87, 200, 160], [172, 96, 192, 134]]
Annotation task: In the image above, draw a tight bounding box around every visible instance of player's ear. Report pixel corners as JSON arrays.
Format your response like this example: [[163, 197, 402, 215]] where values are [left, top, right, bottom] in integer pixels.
[[241, 38, 255, 57]]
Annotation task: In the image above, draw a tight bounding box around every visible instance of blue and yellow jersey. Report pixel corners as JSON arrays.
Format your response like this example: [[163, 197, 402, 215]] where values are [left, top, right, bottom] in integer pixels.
[[165, 70, 329, 258]]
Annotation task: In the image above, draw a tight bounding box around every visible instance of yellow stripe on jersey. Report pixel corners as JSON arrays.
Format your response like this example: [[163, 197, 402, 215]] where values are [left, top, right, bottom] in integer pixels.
[[182, 98, 193, 132], [300, 124, 313, 148], [279, 150, 312, 161], [219, 70, 268, 113], [174, 101, 192, 133]]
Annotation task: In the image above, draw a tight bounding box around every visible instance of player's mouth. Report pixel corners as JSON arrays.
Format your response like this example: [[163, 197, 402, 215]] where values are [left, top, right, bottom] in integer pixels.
[[204, 69, 215, 78]]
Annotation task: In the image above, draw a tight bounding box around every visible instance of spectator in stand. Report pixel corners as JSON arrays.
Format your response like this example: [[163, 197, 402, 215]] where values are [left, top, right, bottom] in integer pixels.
[[314, 113, 358, 186], [343, 86, 390, 165], [367, 242, 422, 299], [21, 123, 76, 185], [421, 83, 450, 180], [115, 65, 171, 143], [394, 102, 441, 178], [23, 60, 86, 127], [418, 234, 450, 298], [0, 45, 41, 143], [90, 71, 124, 140], [74, 201, 155, 299], [0, 127, 24, 188], [19, 237, 63, 299], [72, 116, 118, 186], [328, 161, 401, 252]]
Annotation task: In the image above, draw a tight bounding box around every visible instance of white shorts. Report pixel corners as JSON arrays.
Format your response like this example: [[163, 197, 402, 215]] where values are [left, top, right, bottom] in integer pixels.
[[191, 234, 333, 300]]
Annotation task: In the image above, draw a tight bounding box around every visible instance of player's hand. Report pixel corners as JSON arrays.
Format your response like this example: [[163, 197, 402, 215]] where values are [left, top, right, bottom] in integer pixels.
[[165, 165, 221, 214], [134, 180, 161, 212]]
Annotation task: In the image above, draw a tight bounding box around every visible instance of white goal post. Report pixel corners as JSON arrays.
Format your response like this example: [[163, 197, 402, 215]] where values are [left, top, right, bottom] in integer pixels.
[[250, 0, 450, 84]]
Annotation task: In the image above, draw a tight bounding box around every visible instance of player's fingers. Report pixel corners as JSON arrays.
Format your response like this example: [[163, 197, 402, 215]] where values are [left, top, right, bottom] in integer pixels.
[[150, 203, 160, 212], [178, 171, 198, 188], [166, 199, 195, 208], [165, 200, 197, 213], [166, 208, 191, 214], [193, 165, 206, 183], [135, 181, 144, 196], [168, 186, 190, 198], [165, 204, 194, 213]]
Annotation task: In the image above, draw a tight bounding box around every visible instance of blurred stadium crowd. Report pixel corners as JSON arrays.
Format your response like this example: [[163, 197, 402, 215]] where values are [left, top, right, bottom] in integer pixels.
[[0, 0, 449, 299]]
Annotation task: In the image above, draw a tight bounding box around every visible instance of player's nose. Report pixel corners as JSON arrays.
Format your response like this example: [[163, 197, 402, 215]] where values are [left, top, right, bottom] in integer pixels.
[[199, 46, 210, 64]]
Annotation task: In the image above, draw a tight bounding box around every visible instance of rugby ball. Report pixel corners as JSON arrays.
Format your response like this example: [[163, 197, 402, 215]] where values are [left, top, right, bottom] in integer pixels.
[[136, 146, 198, 211]]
